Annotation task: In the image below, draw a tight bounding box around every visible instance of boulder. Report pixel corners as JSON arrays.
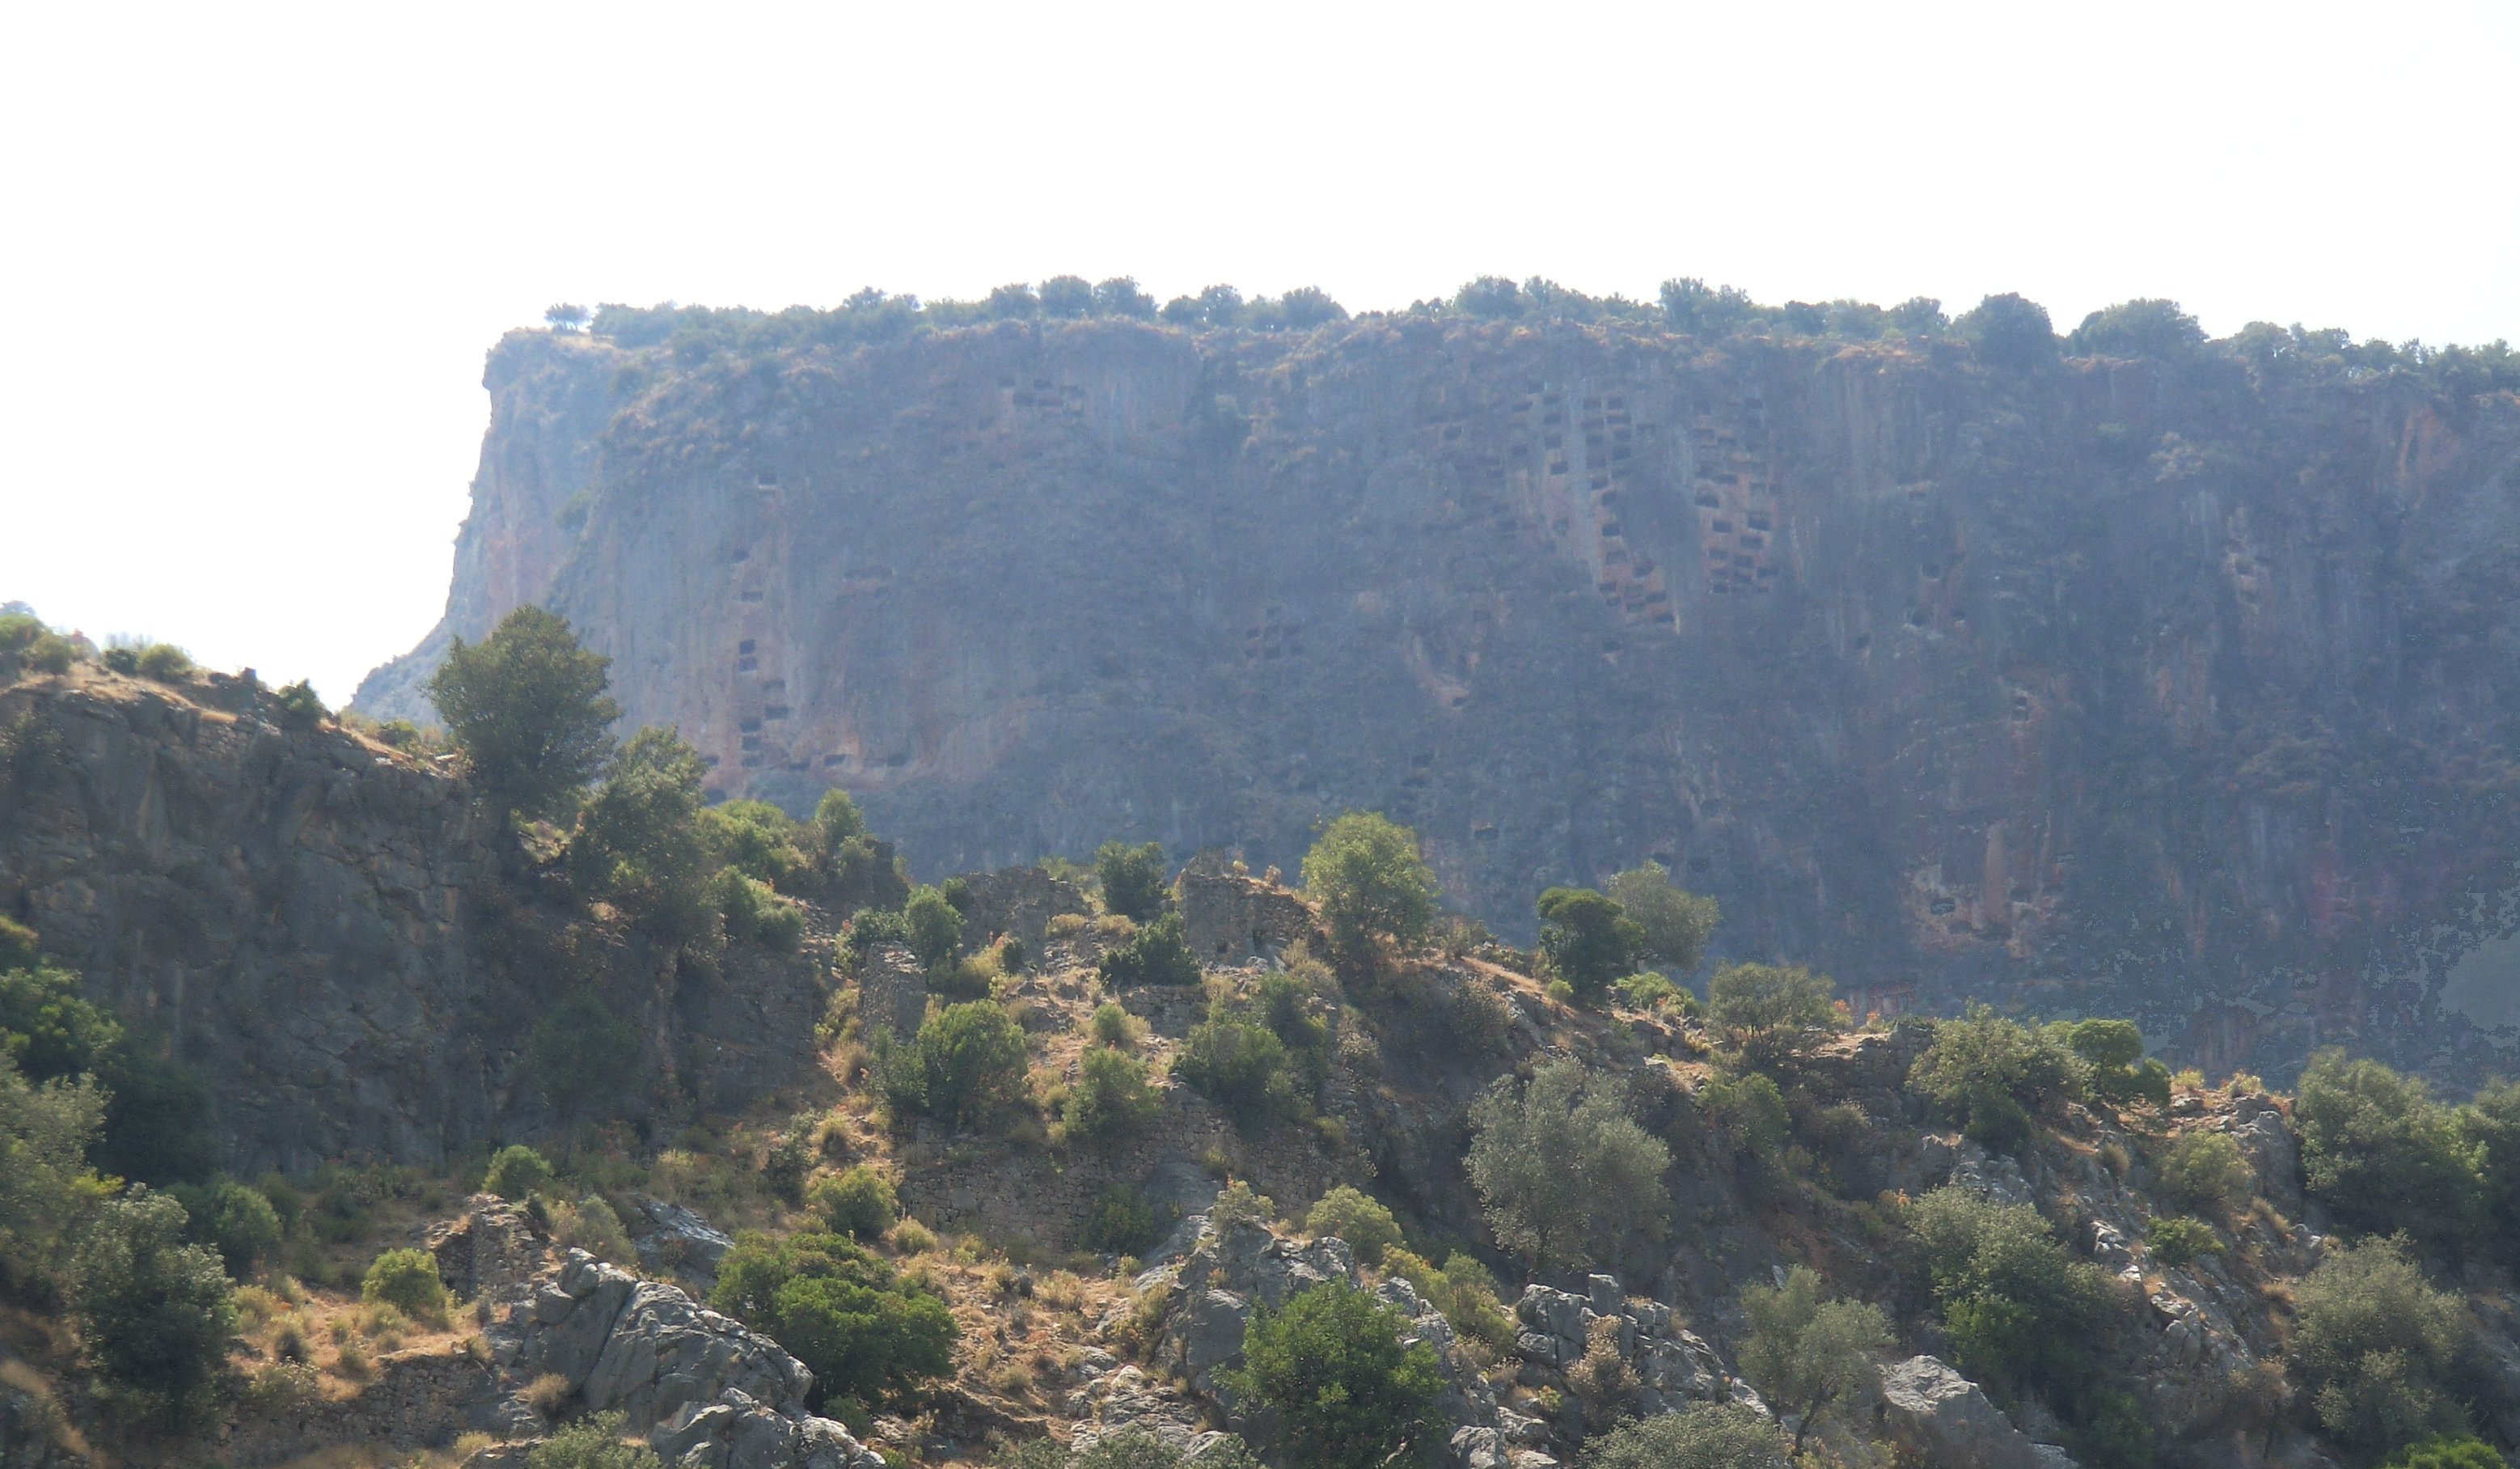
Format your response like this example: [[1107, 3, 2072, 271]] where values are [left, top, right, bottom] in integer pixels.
[[1879, 1356, 2074, 1469]]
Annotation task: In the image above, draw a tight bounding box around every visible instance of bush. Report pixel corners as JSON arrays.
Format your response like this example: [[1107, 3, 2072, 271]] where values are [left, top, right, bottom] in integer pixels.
[[814, 788, 867, 850], [1700, 1071, 1791, 1158], [709, 1230, 958, 1409], [2294, 1235, 2468, 1460], [1465, 1060, 1669, 1268], [716, 868, 805, 950], [272, 679, 326, 730], [133, 643, 193, 682], [1907, 1007, 2087, 1150], [1534, 887, 1642, 999], [1386, 1249, 1513, 1351], [1301, 813, 1439, 958], [1604, 863, 1720, 972], [1304, 1186, 1402, 1266], [526, 991, 642, 1122], [1225, 1281, 1445, 1469], [2156, 1130, 2254, 1217], [1707, 963, 1841, 1067], [1081, 1185, 1163, 1254], [1441, 980, 1515, 1056], [1583, 1403, 1788, 1469], [898, 1001, 1030, 1126], [1097, 912, 1201, 988], [1064, 1046, 1161, 1142], [362, 1247, 449, 1317], [552, 1195, 635, 1265], [571, 727, 716, 942], [2383, 1437, 2505, 1469], [2295, 1050, 2482, 1241], [0, 1052, 105, 1298], [2146, 1216, 2223, 1267], [70, 1188, 235, 1420], [1904, 1186, 2115, 1396], [426, 606, 620, 821], [526, 1411, 666, 1468], [172, 1175, 283, 1276], [809, 1166, 900, 1239], [2067, 298, 2204, 361], [1207, 1179, 1274, 1233], [1956, 292, 2058, 371], [1613, 972, 1687, 1012], [1089, 1002, 1138, 1048], [2059, 1018, 2171, 1110], [2465, 1078, 2520, 1250], [482, 1144, 557, 1201], [1737, 1266, 1891, 1452], [903, 886, 964, 969], [1174, 1007, 1301, 1128], [1096, 841, 1169, 921]]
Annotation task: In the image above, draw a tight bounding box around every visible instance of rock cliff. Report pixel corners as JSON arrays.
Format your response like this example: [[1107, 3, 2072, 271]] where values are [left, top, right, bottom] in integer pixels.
[[359, 318, 2520, 1081]]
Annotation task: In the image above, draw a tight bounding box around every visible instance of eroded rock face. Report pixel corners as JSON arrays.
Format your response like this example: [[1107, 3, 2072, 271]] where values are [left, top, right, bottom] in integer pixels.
[[496, 1250, 883, 1469], [357, 318, 2520, 1082], [1878, 1356, 2074, 1469]]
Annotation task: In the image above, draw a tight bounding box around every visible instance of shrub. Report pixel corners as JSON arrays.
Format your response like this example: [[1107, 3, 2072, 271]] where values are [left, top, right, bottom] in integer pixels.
[[1089, 1002, 1139, 1048], [1097, 912, 1201, 989], [1707, 963, 1841, 1067], [70, 1188, 235, 1420], [0, 1052, 105, 1298], [1582, 1403, 1788, 1469], [1907, 1007, 2087, 1150], [1386, 1249, 1514, 1351], [716, 868, 805, 950], [903, 886, 964, 969], [526, 1411, 666, 1468], [903, 1001, 1030, 1125], [425, 606, 619, 821], [1304, 1186, 1402, 1266], [1082, 1186, 1163, 1254], [1956, 292, 2058, 371], [2146, 1216, 2223, 1267], [1300, 813, 1438, 958], [1207, 1179, 1275, 1233], [1096, 840, 1169, 921], [1441, 980, 1515, 1056], [571, 727, 716, 942], [1604, 863, 1720, 973], [709, 1231, 958, 1408], [2067, 298, 2205, 360], [272, 679, 326, 730], [2384, 1437, 2505, 1469], [1737, 1266, 1891, 1452], [1465, 1060, 1669, 1268], [172, 1175, 284, 1277], [1534, 887, 1642, 999], [377, 718, 424, 749], [552, 1195, 635, 1265], [2295, 1050, 2482, 1241], [1613, 972, 1686, 1012], [2464, 1078, 2520, 1249], [2156, 1130, 2255, 1217], [482, 1144, 557, 1201], [362, 1247, 449, 1317], [701, 800, 817, 892], [1904, 1187, 2114, 1396], [1225, 1281, 1445, 1469], [2059, 1018, 2171, 1110], [1064, 1046, 1161, 1142], [809, 1166, 900, 1239], [2294, 1235, 2468, 1459], [1174, 1007, 1301, 1128], [240, 1359, 320, 1416], [814, 788, 867, 851], [133, 643, 193, 682], [526, 991, 642, 1123]]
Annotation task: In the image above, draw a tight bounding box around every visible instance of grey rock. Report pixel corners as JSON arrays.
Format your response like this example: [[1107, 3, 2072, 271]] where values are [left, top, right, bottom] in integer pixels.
[[1879, 1355, 2074, 1469]]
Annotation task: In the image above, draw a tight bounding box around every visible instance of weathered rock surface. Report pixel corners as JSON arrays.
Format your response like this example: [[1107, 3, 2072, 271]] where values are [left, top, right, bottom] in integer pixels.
[[359, 319, 2520, 1081], [1878, 1355, 2074, 1469], [0, 1370, 85, 1469], [495, 1250, 883, 1469]]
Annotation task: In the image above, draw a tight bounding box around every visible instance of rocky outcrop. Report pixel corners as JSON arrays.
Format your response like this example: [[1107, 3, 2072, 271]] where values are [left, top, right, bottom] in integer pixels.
[[1878, 1356, 2074, 1469], [494, 1250, 883, 1469], [362, 314, 2520, 1082], [1509, 1276, 1757, 1419]]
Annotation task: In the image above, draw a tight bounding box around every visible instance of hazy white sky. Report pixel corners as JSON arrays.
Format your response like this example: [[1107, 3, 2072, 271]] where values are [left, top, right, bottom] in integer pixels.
[[3, 0, 2515, 702]]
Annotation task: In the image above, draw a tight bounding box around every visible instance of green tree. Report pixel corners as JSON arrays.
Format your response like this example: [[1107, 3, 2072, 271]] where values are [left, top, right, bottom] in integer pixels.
[[525, 1412, 663, 1468], [2156, 1130, 2255, 1217], [1658, 278, 1760, 337], [709, 1230, 957, 1409], [906, 1001, 1029, 1125], [702, 800, 817, 892], [986, 282, 1040, 320], [1904, 1187, 2114, 1397], [1583, 1403, 1787, 1469], [70, 1188, 236, 1420], [2383, 1438, 2505, 1469], [1095, 840, 1169, 921], [1889, 296, 1947, 335], [902, 885, 964, 969], [1097, 912, 1201, 988], [1304, 1186, 1402, 1267], [2294, 1050, 2482, 1242], [2146, 1216, 2222, 1267], [2058, 1018, 2171, 1110], [1038, 275, 1095, 319], [482, 1144, 556, 1201], [1226, 1281, 1445, 1469], [808, 1165, 899, 1239], [0, 1052, 105, 1298], [1080, 1186, 1162, 1254], [2067, 298, 2204, 360], [814, 788, 867, 849], [2464, 1078, 2520, 1250], [1535, 887, 1643, 1000], [571, 726, 716, 941], [1956, 293, 2058, 372], [362, 1247, 449, 1316], [1737, 1266, 1890, 1452], [1300, 812, 1438, 959], [1465, 1060, 1669, 1268], [526, 991, 642, 1124], [426, 606, 619, 821], [1907, 1007, 2087, 1150], [1173, 1005, 1301, 1128], [1707, 963, 1841, 1069], [544, 303, 592, 334], [1093, 278, 1158, 320], [2293, 1235, 2468, 1461], [1452, 276, 1524, 319], [1063, 1046, 1161, 1142], [171, 1175, 283, 1277], [1604, 863, 1719, 972]]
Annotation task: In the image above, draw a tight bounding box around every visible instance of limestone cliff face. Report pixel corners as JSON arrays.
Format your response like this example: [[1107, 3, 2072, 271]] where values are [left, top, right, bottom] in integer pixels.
[[360, 319, 2520, 1080], [0, 669, 825, 1175]]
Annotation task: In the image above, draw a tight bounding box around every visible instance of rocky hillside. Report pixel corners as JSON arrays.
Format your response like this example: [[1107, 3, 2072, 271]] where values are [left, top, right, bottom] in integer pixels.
[[356, 312, 2520, 1082]]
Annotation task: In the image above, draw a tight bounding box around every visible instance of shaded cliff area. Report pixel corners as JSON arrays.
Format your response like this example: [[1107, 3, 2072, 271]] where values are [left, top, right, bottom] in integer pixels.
[[357, 317, 2520, 1082]]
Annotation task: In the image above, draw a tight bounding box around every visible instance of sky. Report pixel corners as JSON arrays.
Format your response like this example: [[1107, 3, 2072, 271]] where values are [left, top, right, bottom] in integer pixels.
[[2, 0, 2515, 704]]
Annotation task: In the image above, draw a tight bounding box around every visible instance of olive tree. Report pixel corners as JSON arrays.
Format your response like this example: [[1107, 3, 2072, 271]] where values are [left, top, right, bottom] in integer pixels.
[[1300, 812, 1438, 958], [426, 606, 619, 821], [1465, 1060, 1669, 1269]]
